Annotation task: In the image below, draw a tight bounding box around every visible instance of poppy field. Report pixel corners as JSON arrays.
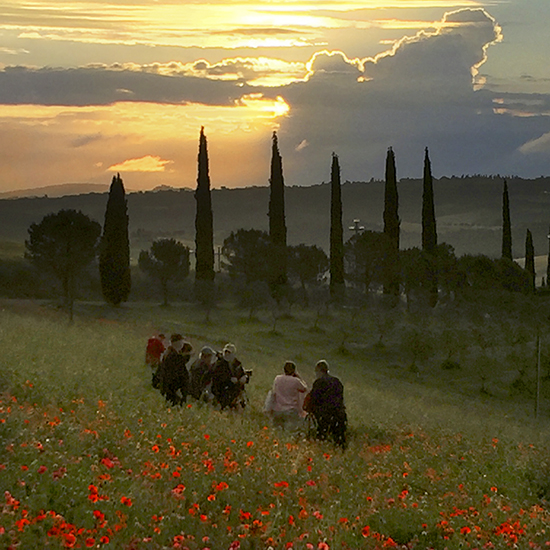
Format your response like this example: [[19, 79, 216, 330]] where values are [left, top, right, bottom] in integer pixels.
[[2, 298, 550, 549]]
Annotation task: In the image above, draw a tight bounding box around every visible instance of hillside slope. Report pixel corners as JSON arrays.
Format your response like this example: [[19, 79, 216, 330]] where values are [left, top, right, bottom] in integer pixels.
[[1, 176, 549, 258]]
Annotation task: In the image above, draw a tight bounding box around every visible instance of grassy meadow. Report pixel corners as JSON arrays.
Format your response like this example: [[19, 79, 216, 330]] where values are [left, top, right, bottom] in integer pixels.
[[2, 295, 550, 549]]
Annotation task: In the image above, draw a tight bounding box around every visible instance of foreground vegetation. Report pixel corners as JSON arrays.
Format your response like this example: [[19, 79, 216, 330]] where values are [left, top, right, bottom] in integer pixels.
[[2, 296, 550, 549]]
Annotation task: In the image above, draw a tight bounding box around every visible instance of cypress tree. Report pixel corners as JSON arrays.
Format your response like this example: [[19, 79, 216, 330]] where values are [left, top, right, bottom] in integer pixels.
[[422, 147, 438, 305], [502, 180, 512, 261], [329, 153, 345, 298], [383, 147, 400, 295], [525, 228, 536, 292], [422, 148, 437, 253], [268, 131, 287, 290], [99, 173, 131, 305], [195, 127, 215, 282]]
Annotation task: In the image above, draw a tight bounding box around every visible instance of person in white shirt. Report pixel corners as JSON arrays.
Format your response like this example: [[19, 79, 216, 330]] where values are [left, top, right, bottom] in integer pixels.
[[269, 361, 308, 431]]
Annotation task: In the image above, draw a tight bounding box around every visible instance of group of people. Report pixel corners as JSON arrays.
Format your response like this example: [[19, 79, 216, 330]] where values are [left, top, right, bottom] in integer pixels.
[[145, 333, 347, 448], [145, 333, 250, 409], [265, 360, 347, 448]]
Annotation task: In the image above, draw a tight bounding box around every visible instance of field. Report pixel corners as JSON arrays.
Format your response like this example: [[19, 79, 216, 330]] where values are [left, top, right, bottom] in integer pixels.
[[2, 295, 550, 549]]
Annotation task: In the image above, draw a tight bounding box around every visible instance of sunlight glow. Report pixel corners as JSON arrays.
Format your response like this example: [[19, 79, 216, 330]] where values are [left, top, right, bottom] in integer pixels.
[[1, 0, 484, 49]]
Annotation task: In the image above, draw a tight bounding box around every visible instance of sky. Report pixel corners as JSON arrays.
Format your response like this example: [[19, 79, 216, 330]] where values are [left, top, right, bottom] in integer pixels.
[[0, 0, 549, 192]]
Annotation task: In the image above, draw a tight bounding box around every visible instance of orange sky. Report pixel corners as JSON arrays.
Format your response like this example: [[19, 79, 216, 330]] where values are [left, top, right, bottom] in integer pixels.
[[0, 0, 549, 192]]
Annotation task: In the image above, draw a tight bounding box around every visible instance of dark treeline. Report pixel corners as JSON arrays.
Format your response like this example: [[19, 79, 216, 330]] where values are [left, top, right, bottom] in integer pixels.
[[2, 130, 550, 311], [2, 176, 550, 257]]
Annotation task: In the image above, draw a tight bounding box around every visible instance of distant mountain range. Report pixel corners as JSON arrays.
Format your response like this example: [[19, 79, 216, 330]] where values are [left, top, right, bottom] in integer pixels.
[[0, 183, 111, 199], [1, 176, 549, 261]]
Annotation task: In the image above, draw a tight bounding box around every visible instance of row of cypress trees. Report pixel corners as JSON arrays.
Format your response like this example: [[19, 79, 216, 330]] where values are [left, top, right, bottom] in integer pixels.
[[192, 131, 441, 303], [502, 179, 537, 291], [100, 127, 534, 307]]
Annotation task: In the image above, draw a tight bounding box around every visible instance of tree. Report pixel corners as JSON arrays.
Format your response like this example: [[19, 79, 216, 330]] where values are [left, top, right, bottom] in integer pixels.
[[99, 173, 131, 305], [288, 244, 329, 305], [422, 148, 437, 253], [25, 209, 101, 320], [222, 229, 271, 284], [195, 127, 215, 283], [268, 131, 288, 294], [345, 230, 392, 295], [546, 225, 550, 287], [382, 147, 400, 295], [525, 228, 536, 291], [329, 153, 345, 299], [502, 180, 512, 261], [138, 239, 190, 306], [422, 148, 438, 305]]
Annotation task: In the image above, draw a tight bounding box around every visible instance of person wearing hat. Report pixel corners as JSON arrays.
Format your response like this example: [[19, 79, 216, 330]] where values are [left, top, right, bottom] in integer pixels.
[[157, 333, 192, 406], [306, 360, 347, 448], [211, 343, 248, 409], [188, 346, 217, 401]]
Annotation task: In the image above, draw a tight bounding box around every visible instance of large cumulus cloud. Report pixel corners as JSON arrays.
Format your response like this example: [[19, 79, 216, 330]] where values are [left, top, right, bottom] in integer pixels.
[[276, 8, 550, 183]]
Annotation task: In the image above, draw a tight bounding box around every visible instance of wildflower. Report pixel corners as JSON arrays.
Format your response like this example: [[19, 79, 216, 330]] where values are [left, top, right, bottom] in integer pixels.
[[100, 535, 110, 544], [274, 481, 289, 488], [63, 533, 77, 547], [85, 538, 95, 547], [247, 441, 254, 447], [101, 457, 115, 468], [204, 434, 210, 440], [461, 526, 472, 535], [318, 543, 330, 550], [37, 465, 47, 474], [239, 510, 252, 522], [362, 526, 371, 538], [120, 496, 133, 507], [215, 481, 229, 491]]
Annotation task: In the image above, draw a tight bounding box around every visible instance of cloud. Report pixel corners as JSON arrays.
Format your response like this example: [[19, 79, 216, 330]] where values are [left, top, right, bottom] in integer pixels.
[[306, 51, 362, 81], [0, 65, 251, 106], [273, 7, 550, 183], [108, 155, 174, 172], [519, 133, 550, 155], [71, 133, 104, 148], [1, 6, 550, 190]]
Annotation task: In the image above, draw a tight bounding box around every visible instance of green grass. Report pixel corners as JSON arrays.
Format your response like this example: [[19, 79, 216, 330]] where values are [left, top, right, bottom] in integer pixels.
[[2, 297, 550, 549], [0, 240, 25, 259]]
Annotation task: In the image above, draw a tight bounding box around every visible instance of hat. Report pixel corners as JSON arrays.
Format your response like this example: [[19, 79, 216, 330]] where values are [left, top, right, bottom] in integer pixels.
[[170, 333, 184, 343], [200, 346, 215, 356], [223, 343, 237, 354], [315, 360, 329, 373]]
